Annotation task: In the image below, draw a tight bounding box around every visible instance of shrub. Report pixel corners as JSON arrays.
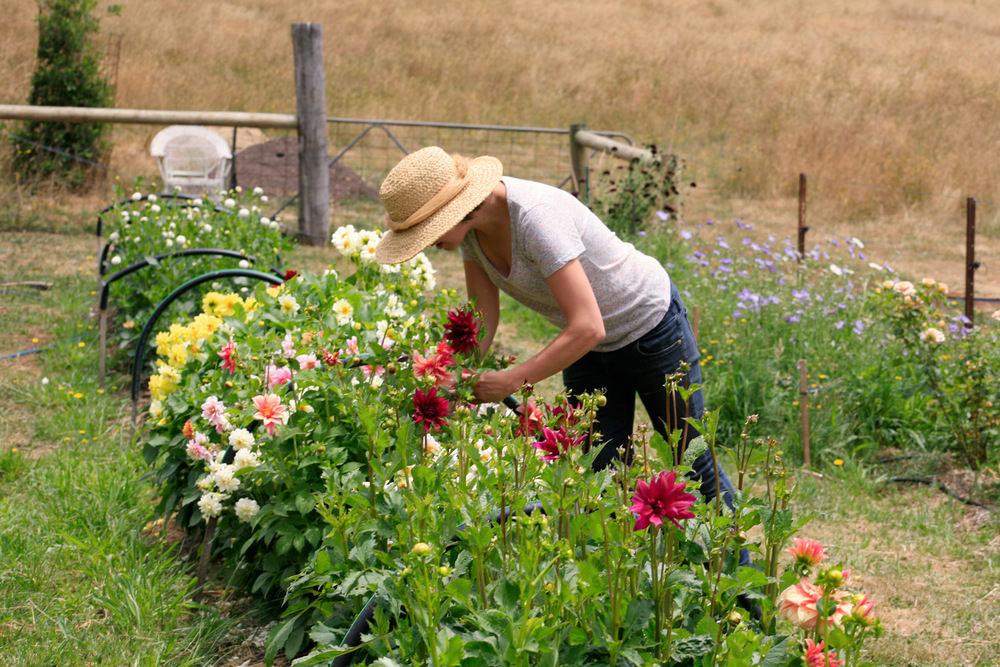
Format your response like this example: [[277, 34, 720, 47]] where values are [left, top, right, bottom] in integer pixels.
[[9, 0, 119, 185]]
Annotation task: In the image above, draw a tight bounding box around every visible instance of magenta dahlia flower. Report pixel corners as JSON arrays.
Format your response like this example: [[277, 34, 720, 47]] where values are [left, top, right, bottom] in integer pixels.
[[630, 470, 696, 531], [532, 426, 586, 462]]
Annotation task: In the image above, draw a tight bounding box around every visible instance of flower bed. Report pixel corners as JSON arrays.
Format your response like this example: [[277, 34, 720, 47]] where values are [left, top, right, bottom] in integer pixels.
[[98, 187, 296, 361], [135, 226, 887, 666]]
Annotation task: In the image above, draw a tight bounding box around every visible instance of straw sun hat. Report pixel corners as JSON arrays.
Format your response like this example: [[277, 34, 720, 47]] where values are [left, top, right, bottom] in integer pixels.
[[375, 146, 502, 264]]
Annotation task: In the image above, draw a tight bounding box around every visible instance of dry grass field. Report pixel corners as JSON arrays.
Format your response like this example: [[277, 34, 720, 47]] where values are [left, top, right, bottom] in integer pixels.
[[4, 0, 1000, 296], [4, 0, 1000, 200]]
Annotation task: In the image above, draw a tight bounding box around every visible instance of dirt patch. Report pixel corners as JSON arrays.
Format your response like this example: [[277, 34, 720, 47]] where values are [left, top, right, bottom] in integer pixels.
[[233, 135, 380, 203]]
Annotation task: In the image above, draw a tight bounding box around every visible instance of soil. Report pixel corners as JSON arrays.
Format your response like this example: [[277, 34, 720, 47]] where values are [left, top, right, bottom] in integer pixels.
[[232, 135, 380, 204]]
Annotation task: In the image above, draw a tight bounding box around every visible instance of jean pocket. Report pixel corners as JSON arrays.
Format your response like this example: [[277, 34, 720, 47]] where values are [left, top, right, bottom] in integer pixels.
[[635, 313, 686, 359]]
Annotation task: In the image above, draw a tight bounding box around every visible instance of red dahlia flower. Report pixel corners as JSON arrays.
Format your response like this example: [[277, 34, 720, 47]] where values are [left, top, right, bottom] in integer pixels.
[[630, 470, 696, 531], [444, 307, 481, 355], [412, 388, 450, 432]]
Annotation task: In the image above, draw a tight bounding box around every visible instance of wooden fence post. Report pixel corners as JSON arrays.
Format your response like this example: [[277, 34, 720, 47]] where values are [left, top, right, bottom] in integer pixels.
[[292, 23, 330, 247], [569, 123, 589, 202], [965, 197, 978, 323]]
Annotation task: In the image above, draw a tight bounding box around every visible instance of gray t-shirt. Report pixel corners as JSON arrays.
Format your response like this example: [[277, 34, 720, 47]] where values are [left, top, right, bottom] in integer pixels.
[[460, 176, 671, 352]]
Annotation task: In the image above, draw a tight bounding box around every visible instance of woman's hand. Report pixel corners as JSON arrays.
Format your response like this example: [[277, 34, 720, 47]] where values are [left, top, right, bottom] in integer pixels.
[[472, 369, 520, 404]]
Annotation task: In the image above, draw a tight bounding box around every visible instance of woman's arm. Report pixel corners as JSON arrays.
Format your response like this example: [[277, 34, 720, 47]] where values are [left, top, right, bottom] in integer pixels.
[[473, 258, 604, 403], [464, 259, 500, 352]]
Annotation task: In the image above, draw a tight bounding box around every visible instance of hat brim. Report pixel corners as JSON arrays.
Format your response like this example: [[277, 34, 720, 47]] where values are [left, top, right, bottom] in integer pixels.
[[375, 155, 503, 265]]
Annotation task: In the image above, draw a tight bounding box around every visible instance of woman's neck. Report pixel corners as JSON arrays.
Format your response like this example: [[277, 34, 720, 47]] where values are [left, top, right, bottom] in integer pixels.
[[472, 182, 512, 276]]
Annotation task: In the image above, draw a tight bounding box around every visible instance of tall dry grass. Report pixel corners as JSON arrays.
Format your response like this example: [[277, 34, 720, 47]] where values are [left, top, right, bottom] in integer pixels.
[[3, 0, 1000, 213]]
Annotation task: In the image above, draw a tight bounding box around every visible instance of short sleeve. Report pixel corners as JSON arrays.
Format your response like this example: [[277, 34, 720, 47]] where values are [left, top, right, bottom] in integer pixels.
[[518, 203, 585, 278]]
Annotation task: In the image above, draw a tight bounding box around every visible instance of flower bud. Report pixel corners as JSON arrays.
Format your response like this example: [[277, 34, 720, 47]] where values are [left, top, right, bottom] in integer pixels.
[[438, 566, 451, 576], [727, 610, 742, 626], [596, 395, 607, 407], [411, 542, 431, 555]]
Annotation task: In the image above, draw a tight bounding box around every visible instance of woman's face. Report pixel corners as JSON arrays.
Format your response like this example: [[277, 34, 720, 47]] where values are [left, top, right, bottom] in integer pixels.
[[433, 220, 472, 251]]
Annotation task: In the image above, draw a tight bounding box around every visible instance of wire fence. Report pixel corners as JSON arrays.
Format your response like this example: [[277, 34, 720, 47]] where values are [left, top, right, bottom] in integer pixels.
[[1, 117, 998, 300]]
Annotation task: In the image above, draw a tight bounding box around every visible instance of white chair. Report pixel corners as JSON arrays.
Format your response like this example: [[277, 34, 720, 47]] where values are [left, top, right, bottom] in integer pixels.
[[150, 125, 232, 198]]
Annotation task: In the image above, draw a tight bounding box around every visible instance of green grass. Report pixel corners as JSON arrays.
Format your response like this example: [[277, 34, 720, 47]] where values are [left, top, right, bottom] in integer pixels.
[[0, 239, 249, 666]]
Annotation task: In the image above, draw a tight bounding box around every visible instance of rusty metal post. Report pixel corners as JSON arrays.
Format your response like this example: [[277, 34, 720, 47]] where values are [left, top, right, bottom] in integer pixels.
[[99, 308, 107, 385], [797, 173, 808, 260], [965, 197, 978, 324], [799, 359, 811, 467]]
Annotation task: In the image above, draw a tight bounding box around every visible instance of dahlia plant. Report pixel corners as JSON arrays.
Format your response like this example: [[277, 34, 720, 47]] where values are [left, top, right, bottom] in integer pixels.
[[138, 225, 885, 665], [97, 184, 295, 359]]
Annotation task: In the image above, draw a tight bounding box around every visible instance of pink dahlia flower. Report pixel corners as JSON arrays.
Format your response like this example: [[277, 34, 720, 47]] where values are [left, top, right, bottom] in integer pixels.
[[787, 538, 827, 569], [266, 364, 293, 389], [252, 393, 288, 436], [218, 338, 237, 373], [776, 579, 852, 631], [804, 639, 844, 667]]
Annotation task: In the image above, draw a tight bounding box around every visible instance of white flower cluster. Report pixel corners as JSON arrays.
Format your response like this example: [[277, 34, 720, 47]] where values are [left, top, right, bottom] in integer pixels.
[[195, 427, 264, 522], [330, 225, 437, 291]]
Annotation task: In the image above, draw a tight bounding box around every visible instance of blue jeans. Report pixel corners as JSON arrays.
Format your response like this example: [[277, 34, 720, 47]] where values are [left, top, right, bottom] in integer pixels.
[[563, 283, 745, 541]]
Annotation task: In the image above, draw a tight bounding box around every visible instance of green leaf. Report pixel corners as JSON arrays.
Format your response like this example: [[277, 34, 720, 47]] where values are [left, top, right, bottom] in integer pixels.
[[759, 635, 790, 667], [445, 578, 473, 608], [284, 623, 306, 661], [495, 578, 521, 617], [623, 598, 654, 635], [276, 533, 294, 555], [437, 631, 465, 666], [264, 616, 297, 665], [670, 634, 715, 661]]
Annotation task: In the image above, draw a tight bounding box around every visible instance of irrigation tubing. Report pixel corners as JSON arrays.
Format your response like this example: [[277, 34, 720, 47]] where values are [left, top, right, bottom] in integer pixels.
[[0, 333, 93, 361], [0, 288, 44, 300], [885, 477, 993, 511], [875, 456, 994, 511]]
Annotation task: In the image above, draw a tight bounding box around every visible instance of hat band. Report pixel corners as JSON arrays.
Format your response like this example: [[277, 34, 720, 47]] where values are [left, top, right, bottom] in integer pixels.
[[386, 155, 472, 231]]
